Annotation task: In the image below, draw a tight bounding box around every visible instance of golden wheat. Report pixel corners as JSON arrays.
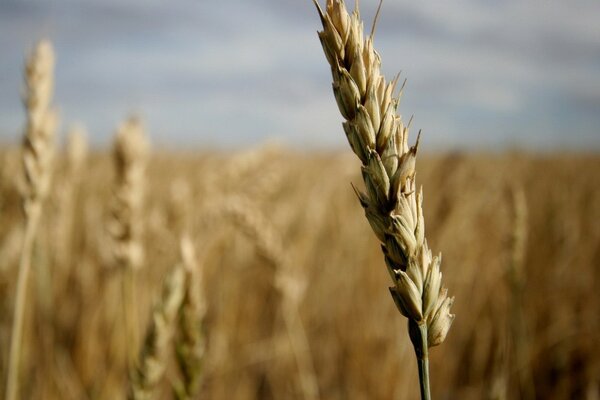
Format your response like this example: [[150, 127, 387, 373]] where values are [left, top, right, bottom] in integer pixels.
[[173, 237, 206, 400], [203, 196, 319, 400], [106, 116, 150, 378], [128, 266, 185, 400], [312, 1, 454, 397], [0, 18, 599, 400], [5, 39, 58, 400]]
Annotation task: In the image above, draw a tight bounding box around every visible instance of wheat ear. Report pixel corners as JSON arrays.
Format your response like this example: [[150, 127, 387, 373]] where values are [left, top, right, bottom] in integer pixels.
[[173, 236, 206, 400], [109, 116, 149, 369], [5, 39, 58, 400], [110, 116, 148, 271], [55, 125, 88, 269], [128, 266, 186, 400], [213, 197, 319, 400], [312, 1, 454, 398]]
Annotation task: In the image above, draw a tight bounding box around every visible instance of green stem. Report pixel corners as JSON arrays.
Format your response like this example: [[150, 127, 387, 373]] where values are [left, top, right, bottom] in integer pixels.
[[410, 321, 431, 400]]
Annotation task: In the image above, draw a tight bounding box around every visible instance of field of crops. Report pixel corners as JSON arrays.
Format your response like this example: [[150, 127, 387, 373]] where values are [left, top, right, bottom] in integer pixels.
[[1, 144, 598, 399], [1, 1, 599, 397]]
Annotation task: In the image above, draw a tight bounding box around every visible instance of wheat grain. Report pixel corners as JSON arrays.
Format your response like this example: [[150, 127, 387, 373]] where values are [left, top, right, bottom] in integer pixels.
[[312, 1, 454, 398]]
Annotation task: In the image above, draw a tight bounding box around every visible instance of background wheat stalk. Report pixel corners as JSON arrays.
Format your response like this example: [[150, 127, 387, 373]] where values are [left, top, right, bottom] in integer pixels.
[[207, 196, 320, 400], [108, 116, 149, 370], [507, 185, 535, 399], [58, 125, 88, 265], [172, 236, 206, 400], [5, 39, 58, 400], [312, 1, 454, 398], [128, 266, 185, 400]]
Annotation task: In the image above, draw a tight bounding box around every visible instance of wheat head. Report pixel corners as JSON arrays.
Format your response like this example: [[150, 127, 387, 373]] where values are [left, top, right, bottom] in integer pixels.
[[109, 116, 149, 271], [53, 124, 88, 269], [108, 116, 149, 374], [312, 1, 454, 396], [206, 196, 318, 400], [21, 39, 57, 219], [129, 266, 185, 400], [173, 237, 206, 400], [5, 39, 58, 400]]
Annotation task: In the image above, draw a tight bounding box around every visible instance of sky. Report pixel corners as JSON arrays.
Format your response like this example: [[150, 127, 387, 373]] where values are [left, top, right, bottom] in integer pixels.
[[0, 0, 599, 151]]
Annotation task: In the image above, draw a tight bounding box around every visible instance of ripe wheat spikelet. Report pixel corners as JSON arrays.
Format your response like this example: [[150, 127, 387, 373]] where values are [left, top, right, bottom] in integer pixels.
[[5, 39, 58, 400], [128, 266, 186, 400], [312, 0, 454, 396]]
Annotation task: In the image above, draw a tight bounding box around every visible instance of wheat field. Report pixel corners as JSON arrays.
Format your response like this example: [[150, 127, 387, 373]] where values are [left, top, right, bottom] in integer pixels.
[[1, 2, 599, 398], [0, 144, 598, 399]]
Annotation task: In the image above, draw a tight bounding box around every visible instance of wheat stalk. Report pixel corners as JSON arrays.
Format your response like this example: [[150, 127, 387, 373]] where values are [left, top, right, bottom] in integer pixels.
[[312, 1, 454, 398], [168, 178, 194, 238], [507, 185, 535, 399], [5, 39, 58, 400], [128, 266, 185, 400], [109, 116, 148, 271], [167, 179, 206, 399], [108, 116, 149, 370], [205, 196, 319, 400], [54, 125, 88, 269], [173, 236, 206, 400]]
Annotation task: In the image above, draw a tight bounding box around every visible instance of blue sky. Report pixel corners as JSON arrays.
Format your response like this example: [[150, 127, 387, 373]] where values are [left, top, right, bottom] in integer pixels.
[[1, 0, 599, 151]]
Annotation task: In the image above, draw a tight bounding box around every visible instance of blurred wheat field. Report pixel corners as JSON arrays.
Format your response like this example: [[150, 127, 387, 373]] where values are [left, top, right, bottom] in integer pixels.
[[0, 145, 598, 399]]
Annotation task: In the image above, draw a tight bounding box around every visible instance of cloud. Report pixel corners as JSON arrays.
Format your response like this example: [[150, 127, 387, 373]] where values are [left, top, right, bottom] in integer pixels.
[[0, 0, 598, 150]]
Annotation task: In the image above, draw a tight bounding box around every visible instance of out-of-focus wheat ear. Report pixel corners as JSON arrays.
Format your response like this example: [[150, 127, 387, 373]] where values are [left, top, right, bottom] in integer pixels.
[[172, 236, 206, 400], [5, 39, 58, 400], [128, 266, 185, 400], [212, 196, 319, 400], [21, 40, 58, 218], [108, 116, 150, 370], [109, 115, 149, 271], [55, 124, 89, 268]]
